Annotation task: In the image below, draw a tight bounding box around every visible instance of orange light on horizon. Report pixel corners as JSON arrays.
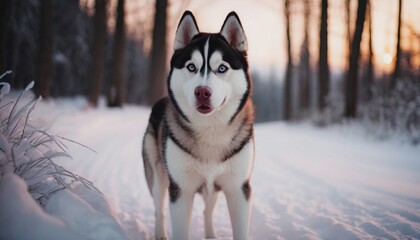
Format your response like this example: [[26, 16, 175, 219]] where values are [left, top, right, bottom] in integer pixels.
[[379, 52, 394, 74], [383, 53, 393, 65], [80, 0, 420, 75]]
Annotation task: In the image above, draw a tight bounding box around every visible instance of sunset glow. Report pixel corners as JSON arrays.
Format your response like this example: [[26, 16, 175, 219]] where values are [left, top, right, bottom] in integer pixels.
[[169, 0, 420, 74], [383, 53, 393, 65], [82, 0, 420, 75]]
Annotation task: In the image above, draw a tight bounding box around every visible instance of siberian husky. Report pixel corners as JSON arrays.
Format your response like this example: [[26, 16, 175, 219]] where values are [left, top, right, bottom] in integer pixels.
[[142, 11, 255, 240]]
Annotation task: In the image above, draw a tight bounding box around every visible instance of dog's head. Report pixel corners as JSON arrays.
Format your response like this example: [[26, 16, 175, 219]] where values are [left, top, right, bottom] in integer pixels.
[[168, 11, 251, 123]]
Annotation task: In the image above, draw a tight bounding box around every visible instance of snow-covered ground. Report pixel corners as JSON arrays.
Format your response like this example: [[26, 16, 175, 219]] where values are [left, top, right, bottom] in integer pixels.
[[2, 97, 420, 240]]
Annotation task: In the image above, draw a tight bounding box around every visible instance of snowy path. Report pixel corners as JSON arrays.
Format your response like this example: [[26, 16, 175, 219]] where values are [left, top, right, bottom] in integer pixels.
[[253, 124, 420, 240], [40, 101, 420, 240]]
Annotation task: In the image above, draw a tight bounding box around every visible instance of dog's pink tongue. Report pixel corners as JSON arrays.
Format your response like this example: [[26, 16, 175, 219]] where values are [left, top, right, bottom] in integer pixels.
[[196, 104, 212, 114]]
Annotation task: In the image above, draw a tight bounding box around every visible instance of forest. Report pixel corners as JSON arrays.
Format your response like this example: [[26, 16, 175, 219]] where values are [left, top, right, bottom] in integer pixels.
[[0, 0, 419, 143], [1, 1, 420, 239]]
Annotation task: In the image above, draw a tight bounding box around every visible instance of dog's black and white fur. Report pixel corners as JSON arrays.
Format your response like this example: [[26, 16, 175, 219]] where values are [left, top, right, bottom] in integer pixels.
[[142, 11, 254, 240]]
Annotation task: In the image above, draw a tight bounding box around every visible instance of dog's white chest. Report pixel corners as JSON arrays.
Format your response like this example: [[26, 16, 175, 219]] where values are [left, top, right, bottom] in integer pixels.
[[165, 135, 254, 194], [166, 138, 227, 192], [192, 161, 224, 192]]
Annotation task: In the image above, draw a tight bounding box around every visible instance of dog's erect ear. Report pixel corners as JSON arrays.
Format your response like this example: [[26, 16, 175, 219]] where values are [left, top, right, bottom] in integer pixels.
[[220, 12, 248, 52], [174, 11, 199, 50]]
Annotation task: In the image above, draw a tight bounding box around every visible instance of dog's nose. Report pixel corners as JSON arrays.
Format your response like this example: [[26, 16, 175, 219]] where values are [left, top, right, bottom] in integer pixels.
[[194, 86, 212, 101]]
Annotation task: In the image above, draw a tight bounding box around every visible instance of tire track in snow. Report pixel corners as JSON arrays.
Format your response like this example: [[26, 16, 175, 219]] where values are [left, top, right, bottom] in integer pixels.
[[48, 107, 152, 239], [253, 123, 420, 240]]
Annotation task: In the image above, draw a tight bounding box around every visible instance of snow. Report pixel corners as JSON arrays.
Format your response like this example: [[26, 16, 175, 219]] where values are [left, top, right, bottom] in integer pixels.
[[45, 185, 128, 240], [0, 173, 128, 240], [1, 96, 420, 239], [0, 84, 129, 240], [253, 123, 420, 240], [0, 173, 84, 240]]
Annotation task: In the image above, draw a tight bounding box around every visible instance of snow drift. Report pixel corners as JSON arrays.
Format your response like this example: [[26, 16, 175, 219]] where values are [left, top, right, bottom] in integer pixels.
[[0, 81, 128, 240]]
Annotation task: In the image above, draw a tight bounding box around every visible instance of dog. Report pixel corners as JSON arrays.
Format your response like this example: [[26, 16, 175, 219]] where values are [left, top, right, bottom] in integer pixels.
[[142, 11, 254, 240]]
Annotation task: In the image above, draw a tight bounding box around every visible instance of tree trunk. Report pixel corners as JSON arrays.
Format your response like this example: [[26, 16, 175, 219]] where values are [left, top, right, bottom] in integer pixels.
[[299, 0, 311, 117], [390, 0, 402, 89], [35, 0, 53, 98], [148, 0, 167, 105], [345, 0, 351, 58], [89, 0, 107, 107], [108, 0, 125, 107], [318, 0, 329, 111], [0, 0, 11, 75], [283, 0, 293, 121], [344, 0, 367, 118], [366, 0, 374, 102]]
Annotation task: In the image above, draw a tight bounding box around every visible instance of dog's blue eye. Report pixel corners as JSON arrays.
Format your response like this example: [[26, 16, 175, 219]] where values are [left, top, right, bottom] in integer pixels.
[[186, 63, 196, 72], [217, 64, 228, 73]]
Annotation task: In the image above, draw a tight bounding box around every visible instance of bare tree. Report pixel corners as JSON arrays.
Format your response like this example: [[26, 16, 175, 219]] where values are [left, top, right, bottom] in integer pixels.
[[89, 0, 107, 107], [365, 0, 374, 102], [298, 0, 311, 117], [148, 0, 168, 105], [283, 0, 293, 121], [344, 0, 367, 118], [390, 0, 402, 89], [345, 0, 352, 57], [318, 0, 329, 111], [108, 0, 125, 107], [0, 0, 11, 74], [35, 0, 53, 98], [406, 24, 420, 78]]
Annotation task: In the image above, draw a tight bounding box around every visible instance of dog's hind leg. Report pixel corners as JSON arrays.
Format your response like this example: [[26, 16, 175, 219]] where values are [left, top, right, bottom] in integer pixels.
[[202, 188, 219, 239]]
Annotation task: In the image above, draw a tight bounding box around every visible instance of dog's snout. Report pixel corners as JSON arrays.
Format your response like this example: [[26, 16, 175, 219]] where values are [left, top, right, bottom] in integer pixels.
[[194, 86, 212, 101]]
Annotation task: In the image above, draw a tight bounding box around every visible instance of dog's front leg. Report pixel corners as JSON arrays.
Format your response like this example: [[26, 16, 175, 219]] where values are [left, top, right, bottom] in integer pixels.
[[169, 182, 194, 240], [225, 181, 252, 240]]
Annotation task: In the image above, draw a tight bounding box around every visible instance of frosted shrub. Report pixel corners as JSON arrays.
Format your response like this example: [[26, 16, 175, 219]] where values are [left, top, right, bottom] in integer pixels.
[[311, 90, 345, 127], [0, 79, 99, 206], [360, 78, 420, 144]]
